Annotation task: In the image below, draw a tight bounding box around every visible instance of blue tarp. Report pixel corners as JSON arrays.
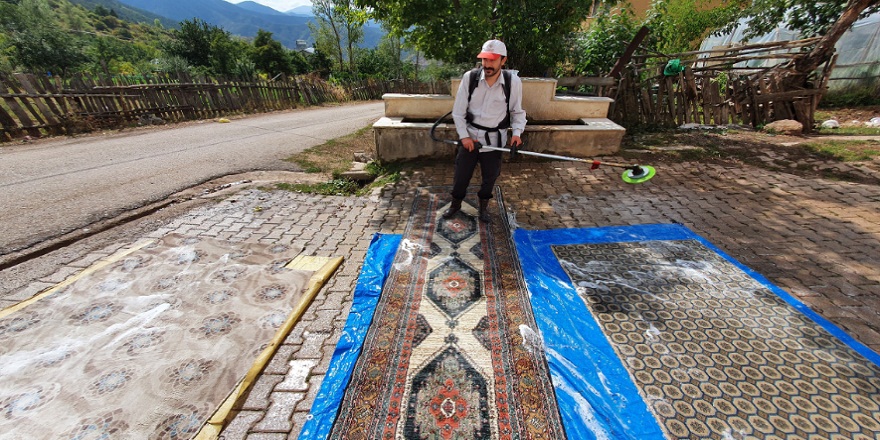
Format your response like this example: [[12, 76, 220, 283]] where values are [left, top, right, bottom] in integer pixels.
[[297, 233, 402, 440], [513, 223, 880, 439], [301, 224, 880, 440]]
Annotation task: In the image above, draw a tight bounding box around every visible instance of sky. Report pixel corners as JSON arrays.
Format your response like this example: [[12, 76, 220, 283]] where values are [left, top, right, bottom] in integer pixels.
[[224, 0, 312, 13]]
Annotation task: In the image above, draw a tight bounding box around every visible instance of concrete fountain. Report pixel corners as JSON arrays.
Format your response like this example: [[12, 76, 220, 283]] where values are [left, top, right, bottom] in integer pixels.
[[373, 77, 625, 162]]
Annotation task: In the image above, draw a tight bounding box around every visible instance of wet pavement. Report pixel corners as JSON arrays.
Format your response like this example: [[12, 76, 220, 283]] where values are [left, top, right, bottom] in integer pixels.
[[2, 151, 879, 439]]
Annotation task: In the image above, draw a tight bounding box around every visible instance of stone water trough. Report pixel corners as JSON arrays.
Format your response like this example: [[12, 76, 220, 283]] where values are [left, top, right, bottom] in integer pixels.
[[373, 77, 626, 162]]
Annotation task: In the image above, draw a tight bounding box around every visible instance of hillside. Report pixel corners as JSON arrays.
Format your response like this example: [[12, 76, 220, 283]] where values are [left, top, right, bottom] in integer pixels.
[[68, 0, 178, 28], [235, 1, 286, 16], [115, 0, 383, 48]]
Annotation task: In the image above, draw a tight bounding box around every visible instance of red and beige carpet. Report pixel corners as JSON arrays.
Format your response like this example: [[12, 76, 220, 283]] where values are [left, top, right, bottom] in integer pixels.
[[329, 188, 566, 439]]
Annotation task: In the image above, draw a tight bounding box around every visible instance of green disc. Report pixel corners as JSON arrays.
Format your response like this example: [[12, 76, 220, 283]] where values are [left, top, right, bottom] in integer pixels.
[[621, 165, 656, 184]]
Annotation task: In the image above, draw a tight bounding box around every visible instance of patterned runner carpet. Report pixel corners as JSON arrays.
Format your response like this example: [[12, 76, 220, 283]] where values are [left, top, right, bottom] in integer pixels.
[[552, 236, 880, 439], [0, 234, 321, 440], [330, 187, 566, 439]]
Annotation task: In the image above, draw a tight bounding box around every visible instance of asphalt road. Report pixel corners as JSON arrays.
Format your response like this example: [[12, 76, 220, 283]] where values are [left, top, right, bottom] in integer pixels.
[[0, 102, 385, 256]]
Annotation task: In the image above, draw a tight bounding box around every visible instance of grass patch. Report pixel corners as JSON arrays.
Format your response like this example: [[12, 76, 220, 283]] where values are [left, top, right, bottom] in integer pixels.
[[275, 179, 361, 196], [817, 126, 880, 136], [802, 139, 880, 162], [277, 125, 407, 196], [285, 125, 374, 176]]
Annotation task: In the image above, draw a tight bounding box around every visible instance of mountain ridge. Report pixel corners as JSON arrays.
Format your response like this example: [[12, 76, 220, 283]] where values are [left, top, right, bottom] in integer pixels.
[[68, 0, 178, 28], [114, 0, 381, 48]]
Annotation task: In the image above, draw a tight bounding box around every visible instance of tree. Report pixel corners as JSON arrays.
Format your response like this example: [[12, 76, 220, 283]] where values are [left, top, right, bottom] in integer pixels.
[[311, 0, 367, 75], [645, 0, 738, 54], [163, 18, 248, 75], [716, 0, 880, 127], [792, 0, 880, 74], [720, 0, 880, 41], [357, 0, 595, 76], [289, 50, 312, 75], [164, 19, 214, 69], [567, 4, 639, 77], [339, 0, 366, 71], [1, 0, 85, 75], [311, 0, 347, 72], [251, 29, 293, 76]]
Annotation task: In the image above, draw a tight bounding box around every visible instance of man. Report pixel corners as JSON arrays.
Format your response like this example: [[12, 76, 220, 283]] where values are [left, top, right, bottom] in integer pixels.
[[442, 39, 526, 223]]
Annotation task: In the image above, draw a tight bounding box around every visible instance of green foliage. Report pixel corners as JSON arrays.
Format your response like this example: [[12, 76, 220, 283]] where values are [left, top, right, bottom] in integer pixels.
[[67, 0, 177, 28], [309, 49, 334, 78], [358, 0, 595, 76], [0, 0, 173, 76], [275, 179, 361, 196], [645, 0, 738, 54], [565, 4, 639, 77], [312, 0, 366, 73], [710, 70, 729, 91], [163, 18, 250, 76], [418, 60, 471, 82], [352, 35, 416, 80], [252, 29, 294, 76], [820, 88, 880, 108], [289, 50, 312, 76], [1, 0, 87, 75], [718, 0, 880, 41], [85, 34, 156, 75]]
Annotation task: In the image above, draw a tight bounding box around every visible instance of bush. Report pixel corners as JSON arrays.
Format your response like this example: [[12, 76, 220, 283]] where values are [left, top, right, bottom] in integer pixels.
[[564, 4, 639, 77]]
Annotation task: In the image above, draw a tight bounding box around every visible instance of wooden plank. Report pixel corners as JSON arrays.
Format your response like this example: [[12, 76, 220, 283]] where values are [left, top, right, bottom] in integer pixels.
[[0, 76, 43, 137], [4, 75, 48, 128], [609, 26, 650, 79], [27, 74, 64, 119], [682, 68, 696, 124], [0, 100, 23, 139], [17, 74, 63, 134], [221, 79, 242, 111], [664, 73, 674, 125]]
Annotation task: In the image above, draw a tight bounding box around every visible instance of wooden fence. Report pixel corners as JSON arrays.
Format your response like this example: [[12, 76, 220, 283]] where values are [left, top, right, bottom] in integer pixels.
[[609, 38, 833, 130], [0, 72, 449, 142]]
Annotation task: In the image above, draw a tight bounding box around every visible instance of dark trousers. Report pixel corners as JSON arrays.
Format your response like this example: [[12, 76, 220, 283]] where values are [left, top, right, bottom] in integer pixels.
[[450, 146, 502, 201]]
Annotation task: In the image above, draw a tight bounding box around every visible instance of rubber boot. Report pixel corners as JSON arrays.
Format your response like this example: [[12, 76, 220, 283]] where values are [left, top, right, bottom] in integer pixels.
[[478, 199, 491, 223], [442, 198, 462, 219]]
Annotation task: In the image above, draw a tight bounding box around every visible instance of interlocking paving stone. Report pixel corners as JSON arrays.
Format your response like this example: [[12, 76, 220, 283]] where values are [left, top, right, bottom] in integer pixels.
[[3, 153, 878, 438]]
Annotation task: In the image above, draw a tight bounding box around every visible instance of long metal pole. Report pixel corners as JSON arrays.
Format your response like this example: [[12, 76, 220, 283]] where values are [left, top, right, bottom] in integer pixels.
[[480, 146, 635, 169]]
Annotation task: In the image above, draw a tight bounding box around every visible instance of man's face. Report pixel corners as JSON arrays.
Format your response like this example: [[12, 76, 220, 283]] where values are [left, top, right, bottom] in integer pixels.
[[480, 56, 506, 78]]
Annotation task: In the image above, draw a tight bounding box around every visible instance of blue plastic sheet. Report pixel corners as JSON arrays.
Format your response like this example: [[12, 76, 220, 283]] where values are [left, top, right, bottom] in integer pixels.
[[298, 233, 402, 440], [514, 223, 880, 439]]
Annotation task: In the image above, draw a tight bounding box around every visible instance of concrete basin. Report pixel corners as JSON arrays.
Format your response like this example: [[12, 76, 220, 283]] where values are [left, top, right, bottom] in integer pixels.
[[375, 77, 625, 162]]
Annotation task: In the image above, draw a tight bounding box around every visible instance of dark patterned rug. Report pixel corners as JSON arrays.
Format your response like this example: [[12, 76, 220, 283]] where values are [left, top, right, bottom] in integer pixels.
[[330, 187, 566, 439], [553, 238, 880, 439]]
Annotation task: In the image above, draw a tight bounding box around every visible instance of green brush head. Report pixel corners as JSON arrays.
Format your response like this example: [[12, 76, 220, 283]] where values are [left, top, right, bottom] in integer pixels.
[[621, 165, 656, 184]]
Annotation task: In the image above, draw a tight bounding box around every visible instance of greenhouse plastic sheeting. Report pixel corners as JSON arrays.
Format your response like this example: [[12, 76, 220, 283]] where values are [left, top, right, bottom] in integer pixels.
[[297, 233, 402, 440], [699, 13, 880, 90]]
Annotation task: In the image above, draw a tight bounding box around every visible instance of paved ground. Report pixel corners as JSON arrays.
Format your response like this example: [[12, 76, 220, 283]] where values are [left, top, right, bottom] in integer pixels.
[[2, 151, 879, 439]]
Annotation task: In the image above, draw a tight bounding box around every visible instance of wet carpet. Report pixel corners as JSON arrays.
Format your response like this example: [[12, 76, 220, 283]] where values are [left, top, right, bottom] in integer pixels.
[[329, 187, 566, 439], [0, 234, 319, 440], [516, 224, 880, 439]]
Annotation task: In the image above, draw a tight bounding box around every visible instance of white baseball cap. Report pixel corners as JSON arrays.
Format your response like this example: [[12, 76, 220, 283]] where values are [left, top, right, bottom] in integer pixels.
[[477, 40, 507, 60]]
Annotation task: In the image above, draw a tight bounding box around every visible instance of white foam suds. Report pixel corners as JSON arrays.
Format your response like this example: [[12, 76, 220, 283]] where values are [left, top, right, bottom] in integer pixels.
[[0, 302, 170, 376], [518, 325, 545, 355], [547, 348, 612, 440], [393, 239, 423, 270]]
